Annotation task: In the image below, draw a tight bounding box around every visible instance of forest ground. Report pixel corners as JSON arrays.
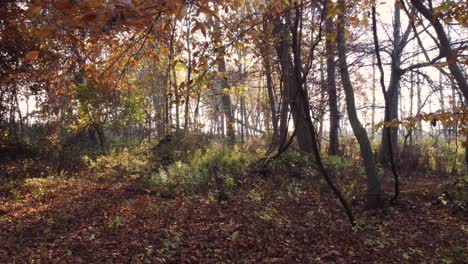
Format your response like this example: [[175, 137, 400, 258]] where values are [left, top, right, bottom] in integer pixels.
[[0, 163, 466, 264]]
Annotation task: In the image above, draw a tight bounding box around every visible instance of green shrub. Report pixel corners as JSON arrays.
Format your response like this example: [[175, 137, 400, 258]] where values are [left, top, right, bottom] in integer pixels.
[[146, 142, 256, 195], [150, 130, 210, 170], [88, 147, 148, 180]]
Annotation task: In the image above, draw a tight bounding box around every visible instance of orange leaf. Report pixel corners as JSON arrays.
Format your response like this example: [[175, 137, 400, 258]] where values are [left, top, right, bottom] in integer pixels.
[[26, 51, 39, 61]]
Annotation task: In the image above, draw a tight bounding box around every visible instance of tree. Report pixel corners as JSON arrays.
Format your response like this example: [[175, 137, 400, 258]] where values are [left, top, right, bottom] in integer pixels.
[[273, 14, 315, 153], [325, 3, 340, 156], [336, 0, 382, 208], [377, 3, 411, 165]]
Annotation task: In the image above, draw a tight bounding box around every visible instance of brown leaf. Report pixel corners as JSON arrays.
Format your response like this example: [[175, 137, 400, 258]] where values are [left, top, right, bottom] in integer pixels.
[[26, 51, 39, 61]]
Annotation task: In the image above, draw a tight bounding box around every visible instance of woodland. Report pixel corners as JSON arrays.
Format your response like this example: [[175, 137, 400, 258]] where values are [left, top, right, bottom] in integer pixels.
[[0, 0, 467, 262]]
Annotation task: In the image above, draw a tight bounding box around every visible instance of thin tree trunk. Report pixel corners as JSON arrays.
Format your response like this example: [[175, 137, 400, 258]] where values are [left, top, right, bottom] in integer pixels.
[[169, 22, 179, 129], [379, 4, 406, 165], [184, 3, 192, 130], [371, 53, 376, 141], [337, 0, 382, 208], [326, 14, 339, 155], [219, 58, 236, 145]]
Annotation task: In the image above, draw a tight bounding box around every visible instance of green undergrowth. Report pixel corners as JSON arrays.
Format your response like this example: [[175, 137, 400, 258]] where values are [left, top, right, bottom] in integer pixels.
[[145, 141, 258, 196]]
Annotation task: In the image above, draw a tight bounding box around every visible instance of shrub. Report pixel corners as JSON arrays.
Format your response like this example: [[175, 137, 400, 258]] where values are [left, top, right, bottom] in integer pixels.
[[88, 147, 148, 180], [150, 130, 210, 170], [146, 141, 256, 195], [266, 150, 312, 180]]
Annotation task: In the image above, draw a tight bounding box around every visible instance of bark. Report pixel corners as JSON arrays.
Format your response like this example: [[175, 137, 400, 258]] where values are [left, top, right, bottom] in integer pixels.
[[371, 53, 376, 141], [336, 0, 382, 208], [273, 19, 314, 153], [184, 2, 193, 130], [416, 63, 422, 137], [260, 18, 279, 143], [325, 15, 340, 155], [278, 81, 289, 149], [169, 22, 179, 129], [219, 58, 236, 145], [373, 3, 401, 203], [378, 4, 408, 165]]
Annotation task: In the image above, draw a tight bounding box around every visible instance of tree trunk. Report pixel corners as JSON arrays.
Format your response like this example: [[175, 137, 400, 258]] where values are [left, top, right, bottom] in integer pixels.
[[325, 15, 340, 156], [169, 22, 179, 129], [273, 19, 314, 153], [278, 81, 289, 149], [184, 3, 192, 130], [219, 58, 236, 145], [337, 0, 382, 208], [378, 4, 404, 165], [371, 53, 376, 141]]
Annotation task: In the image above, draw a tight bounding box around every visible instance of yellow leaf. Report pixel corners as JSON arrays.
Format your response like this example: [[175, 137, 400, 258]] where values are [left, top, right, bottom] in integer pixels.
[[235, 42, 245, 50]]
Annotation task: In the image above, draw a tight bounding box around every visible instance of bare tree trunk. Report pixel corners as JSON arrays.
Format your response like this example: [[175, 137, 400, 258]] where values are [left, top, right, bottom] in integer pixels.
[[278, 81, 289, 149], [373, 3, 401, 202], [319, 56, 325, 143], [378, 4, 407, 165], [273, 18, 314, 153], [14, 91, 24, 145], [264, 55, 278, 141], [337, 0, 382, 208], [416, 63, 422, 138], [438, 72, 448, 142], [169, 22, 179, 129], [259, 18, 278, 143], [219, 58, 236, 145], [184, 3, 193, 130], [325, 14, 340, 155], [371, 53, 376, 141], [409, 61, 414, 146]]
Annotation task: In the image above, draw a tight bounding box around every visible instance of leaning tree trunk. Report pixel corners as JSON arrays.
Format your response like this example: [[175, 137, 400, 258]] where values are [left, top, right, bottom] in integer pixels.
[[336, 0, 382, 208]]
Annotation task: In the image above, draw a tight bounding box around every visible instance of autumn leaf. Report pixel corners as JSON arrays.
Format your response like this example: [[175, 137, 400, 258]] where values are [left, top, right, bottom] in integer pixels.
[[192, 22, 206, 37], [52, 0, 75, 10], [175, 5, 187, 20], [26, 51, 39, 61], [33, 24, 57, 39], [26, 5, 42, 16]]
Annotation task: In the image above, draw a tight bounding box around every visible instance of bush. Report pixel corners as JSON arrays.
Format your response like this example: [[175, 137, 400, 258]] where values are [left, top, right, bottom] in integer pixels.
[[266, 150, 312, 180], [400, 138, 464, 178], [150, 130, 211, 170], [87, 146, 148, 180], [146, 141, 256, 196]]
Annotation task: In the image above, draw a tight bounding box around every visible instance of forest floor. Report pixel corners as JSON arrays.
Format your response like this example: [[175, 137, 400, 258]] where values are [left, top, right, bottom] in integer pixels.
[[0, 170, 466, 263]]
